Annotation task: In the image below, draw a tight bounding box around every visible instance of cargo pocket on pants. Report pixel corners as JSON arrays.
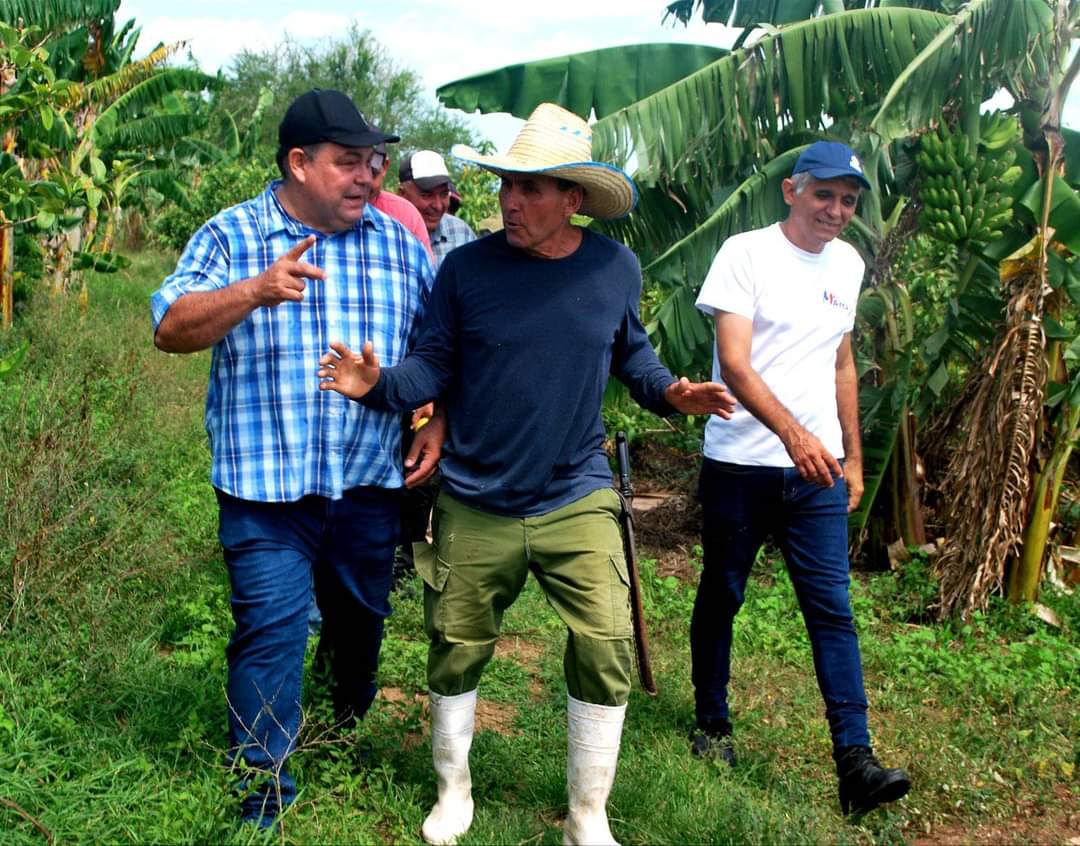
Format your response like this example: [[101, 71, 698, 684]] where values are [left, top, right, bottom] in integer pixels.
[[609, 553, 633, 639], [413, 541, 451, 592]]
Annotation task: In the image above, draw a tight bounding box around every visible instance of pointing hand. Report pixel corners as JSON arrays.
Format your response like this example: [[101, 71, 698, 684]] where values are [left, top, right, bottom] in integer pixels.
[[252, 235, 326, 307]]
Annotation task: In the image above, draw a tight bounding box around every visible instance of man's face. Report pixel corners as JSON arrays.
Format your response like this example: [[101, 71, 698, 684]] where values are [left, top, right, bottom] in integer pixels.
[[780, 175, 861, 253], [499, 173, 581, 257], [291, 143, 385, 232], [398, 180, 450, 234]]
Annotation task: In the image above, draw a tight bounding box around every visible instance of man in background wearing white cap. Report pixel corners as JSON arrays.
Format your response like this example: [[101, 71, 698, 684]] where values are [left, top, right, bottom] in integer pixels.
[[317, 103, 736, 846], [691, 140, 910, 815], [398, 150, 476, 266]]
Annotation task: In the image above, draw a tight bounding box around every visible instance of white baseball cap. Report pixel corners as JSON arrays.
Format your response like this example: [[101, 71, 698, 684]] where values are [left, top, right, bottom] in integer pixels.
[[399, 150, 451, 190]]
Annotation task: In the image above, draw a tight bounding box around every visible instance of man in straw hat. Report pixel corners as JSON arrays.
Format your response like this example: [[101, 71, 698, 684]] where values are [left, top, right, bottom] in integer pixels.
[[690, 141, 910, 814], [316, 102, 736, 845]]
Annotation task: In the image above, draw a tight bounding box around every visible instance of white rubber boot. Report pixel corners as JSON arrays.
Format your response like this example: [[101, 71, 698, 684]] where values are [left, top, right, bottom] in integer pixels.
[[422, 689, 477, 845], [563, 694, 626, 846]]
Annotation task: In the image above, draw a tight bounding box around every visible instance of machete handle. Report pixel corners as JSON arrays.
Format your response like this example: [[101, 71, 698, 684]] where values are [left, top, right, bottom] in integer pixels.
[[616, 431, 632, 499]]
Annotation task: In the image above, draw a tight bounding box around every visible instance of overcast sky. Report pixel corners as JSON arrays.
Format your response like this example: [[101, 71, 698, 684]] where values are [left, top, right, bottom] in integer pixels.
[[115, 0, 728, 150], [115, 0, 1077, 152]]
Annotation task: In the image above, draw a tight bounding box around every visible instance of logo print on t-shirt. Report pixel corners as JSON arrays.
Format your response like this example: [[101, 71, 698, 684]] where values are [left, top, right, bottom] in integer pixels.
[[823, 290, 853, 315]]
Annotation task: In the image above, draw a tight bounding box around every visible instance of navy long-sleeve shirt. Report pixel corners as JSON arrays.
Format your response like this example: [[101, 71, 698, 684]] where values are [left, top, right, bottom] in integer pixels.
[[363, 229, 676, 516]]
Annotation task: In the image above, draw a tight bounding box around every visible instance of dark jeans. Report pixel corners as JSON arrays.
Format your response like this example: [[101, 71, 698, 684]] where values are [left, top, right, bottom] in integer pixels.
[[690, 458, 870, 749], [216, 486, 400, 824]]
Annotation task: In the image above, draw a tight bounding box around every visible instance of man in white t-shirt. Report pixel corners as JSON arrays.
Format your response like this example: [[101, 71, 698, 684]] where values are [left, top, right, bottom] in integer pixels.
[[691, 141, 910, 815]]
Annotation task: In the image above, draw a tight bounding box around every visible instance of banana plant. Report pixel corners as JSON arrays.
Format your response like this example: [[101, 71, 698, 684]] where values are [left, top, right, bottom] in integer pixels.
[[0, 18, 78, 327], [434, 1, 1060, 567], [0, 0, 218, 312]]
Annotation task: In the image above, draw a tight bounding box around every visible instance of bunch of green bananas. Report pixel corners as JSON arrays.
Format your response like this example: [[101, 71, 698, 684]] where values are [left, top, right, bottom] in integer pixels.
[[916, 122, 1020, 246], [979, 112, 1022, 151]]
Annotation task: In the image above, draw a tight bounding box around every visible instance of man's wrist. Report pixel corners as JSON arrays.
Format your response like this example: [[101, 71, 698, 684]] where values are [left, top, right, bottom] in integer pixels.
[[241, 275, 263, 309], [777, 421, 804, 449]]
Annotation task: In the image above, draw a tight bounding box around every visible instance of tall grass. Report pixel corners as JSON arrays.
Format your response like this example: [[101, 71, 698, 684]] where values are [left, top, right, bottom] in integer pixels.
[[1, 255, 1077, 844]]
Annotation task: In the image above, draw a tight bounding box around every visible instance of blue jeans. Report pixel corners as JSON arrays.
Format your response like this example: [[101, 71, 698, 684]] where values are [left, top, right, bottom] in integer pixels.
[[216, 486, 400, 824], [690, 459, 870, 749]]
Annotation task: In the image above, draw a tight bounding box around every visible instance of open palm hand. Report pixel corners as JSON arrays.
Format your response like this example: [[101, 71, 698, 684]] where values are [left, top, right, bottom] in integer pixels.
[[318, 340, 381, 399]]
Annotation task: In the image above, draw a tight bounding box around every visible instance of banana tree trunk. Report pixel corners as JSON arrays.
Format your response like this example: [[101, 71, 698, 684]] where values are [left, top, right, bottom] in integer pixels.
[[1003, 6, 1078, 604], [0, 218, 12, 329], [890, 408, 926, 547], [1010, 398, 1080, 601]]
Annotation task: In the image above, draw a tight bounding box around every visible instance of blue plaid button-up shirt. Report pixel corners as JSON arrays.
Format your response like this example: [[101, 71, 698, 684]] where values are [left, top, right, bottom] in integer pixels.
[[151, 182, 435, 502]]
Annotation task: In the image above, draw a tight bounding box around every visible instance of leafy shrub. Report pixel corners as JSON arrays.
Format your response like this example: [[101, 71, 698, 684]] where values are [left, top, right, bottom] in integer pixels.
[[152, 159, 277, 251], [452, 163, 500, 233]]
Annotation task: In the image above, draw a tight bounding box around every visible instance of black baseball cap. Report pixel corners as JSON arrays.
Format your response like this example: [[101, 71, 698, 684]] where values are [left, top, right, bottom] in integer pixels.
[[278, 89, 400, 150]]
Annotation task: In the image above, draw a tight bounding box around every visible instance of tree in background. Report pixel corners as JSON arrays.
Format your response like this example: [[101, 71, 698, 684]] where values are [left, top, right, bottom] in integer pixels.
[[215, 24, 473, 160], [150, 24, 487, 251]]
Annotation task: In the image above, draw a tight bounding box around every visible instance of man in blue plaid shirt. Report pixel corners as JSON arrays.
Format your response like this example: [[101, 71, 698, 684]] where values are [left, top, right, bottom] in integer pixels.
[[151, 89, 439, 828]]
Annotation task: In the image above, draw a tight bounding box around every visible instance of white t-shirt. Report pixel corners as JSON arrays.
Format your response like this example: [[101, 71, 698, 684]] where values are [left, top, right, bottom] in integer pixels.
[[694, 222, 865, 467]]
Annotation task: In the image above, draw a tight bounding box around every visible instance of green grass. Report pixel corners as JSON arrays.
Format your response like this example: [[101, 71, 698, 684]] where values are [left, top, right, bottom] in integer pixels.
[[1, 253, 1077, 844]]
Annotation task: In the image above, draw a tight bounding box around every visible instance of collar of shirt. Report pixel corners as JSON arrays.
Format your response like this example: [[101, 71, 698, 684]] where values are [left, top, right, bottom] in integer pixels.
[[257, 180, 385, 239]]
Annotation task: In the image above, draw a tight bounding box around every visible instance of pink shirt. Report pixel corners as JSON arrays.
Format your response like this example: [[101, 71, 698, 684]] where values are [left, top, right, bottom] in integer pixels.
[[372, 191, 434, 261]]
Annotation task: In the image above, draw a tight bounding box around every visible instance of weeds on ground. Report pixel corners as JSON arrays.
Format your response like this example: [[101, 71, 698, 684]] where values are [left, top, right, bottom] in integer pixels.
[[1, 255, 1077, 844]]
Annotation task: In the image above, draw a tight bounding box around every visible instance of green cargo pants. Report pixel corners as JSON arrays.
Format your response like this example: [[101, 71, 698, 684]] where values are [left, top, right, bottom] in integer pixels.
[[414, 487, 634, 706]]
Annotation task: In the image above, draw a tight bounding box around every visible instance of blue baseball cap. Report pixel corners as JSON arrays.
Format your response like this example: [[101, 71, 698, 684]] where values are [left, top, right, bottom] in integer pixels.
[[792, 141, 871, 190]]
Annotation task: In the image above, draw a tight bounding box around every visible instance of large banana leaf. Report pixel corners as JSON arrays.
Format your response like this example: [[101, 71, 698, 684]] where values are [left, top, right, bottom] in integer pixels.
[[645, 283, 715, 376], [99, 113, 208, 152], [592, 8, 949, 189], [643, 145, 805, 286], [664, 0, 998, 26], [665, 0, 845, 26], [599, 181, 704, 266], [1065, 128, 1080, 187], [91, 69, 221, 148], [1019, 173, 1080, 257], [849, 355, 912, 534], [436, 43, 728, 120], [869, 0, 1054, 144], [596, 132, 811, 264], [124, 167, 190, 208], [0, 0, 120, 31], [849, 279, 916, 535], [81, 43, 182, 105]]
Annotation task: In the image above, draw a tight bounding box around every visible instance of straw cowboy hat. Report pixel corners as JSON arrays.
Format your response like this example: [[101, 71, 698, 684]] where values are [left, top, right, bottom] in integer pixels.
[[451, 103, 638, 220]]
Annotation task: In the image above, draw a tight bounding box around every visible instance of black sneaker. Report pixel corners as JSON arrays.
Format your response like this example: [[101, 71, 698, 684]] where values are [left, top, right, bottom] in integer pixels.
[[690, 720, 735, 766]]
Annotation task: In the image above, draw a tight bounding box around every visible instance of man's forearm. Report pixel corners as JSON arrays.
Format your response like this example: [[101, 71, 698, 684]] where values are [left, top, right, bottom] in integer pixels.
[[720, 360, 808, 448], [154, 280, 258, 353], [835, 358, 862, 465]]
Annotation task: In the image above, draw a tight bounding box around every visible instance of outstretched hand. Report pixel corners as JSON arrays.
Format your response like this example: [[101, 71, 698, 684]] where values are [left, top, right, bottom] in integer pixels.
[[318, 340, 380, 399], [664, 377, 737, 419]]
